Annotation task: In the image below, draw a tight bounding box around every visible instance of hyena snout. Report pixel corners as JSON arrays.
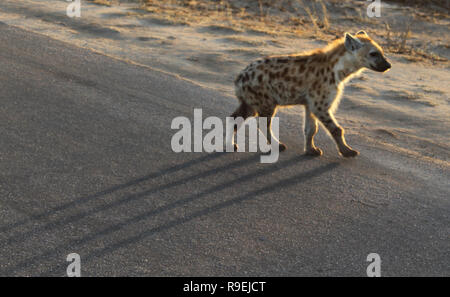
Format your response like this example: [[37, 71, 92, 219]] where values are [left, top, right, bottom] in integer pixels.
[[373, 59, 391, 72]]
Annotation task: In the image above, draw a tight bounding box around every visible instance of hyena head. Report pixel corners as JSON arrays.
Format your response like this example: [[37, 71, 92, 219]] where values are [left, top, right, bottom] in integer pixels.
[[344, 30, 391, 73]]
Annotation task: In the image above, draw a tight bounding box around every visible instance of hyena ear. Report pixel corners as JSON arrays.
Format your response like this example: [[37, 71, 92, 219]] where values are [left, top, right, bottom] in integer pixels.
[[356, 30, 368, 36], [344, 33, 363, 52]]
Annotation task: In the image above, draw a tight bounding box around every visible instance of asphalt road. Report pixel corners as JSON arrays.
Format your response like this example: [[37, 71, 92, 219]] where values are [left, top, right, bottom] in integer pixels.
[[0, 22, 448, 276]]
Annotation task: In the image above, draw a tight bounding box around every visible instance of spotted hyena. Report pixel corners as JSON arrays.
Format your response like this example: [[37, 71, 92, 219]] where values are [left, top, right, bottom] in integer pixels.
[[230, 31, 391, 157]]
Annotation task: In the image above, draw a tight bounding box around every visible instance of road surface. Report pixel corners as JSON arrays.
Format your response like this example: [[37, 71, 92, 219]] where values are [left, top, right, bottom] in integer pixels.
[[0, 22, 448, 276]]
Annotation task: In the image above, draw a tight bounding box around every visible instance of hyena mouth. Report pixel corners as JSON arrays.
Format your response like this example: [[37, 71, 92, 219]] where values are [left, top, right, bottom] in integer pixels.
[[371, 62, 391, 72]]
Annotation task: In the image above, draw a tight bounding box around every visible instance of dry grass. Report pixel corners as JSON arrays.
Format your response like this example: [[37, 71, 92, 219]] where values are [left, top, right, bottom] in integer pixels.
[[383, 17, 447, 63], [89, 0, 112, 5], [384, 21, 412, 54], [297, 0, 330, 34], [135, 0, 334, 37], [87, 0, 448, 63]]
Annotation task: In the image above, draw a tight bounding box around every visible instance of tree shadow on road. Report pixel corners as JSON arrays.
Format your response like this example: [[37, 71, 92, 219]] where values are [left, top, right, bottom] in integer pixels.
[[0, 153, 225, 235], [0, 152, 338, 276]]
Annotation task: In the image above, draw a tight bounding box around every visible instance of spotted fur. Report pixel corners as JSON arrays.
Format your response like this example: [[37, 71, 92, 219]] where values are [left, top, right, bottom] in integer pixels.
[[230, 31, 391, 157]]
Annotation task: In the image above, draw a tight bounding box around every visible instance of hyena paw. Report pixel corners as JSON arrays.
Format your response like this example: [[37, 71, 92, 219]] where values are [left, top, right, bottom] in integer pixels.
[[261, 142, 287, 155], [341, 149, 359, 158], [233, 143, 239, 152], [305, 147, 323, 157]]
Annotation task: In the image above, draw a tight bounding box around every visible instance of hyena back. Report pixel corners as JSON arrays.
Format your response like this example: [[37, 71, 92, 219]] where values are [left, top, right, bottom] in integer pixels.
[[230, 31, 391, 157]]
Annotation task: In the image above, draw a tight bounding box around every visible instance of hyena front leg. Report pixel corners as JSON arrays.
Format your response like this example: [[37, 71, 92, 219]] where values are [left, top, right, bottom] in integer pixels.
[[312, 107, 359, 158], [258, 106, 287, 152], [304, 106, 323, 156]]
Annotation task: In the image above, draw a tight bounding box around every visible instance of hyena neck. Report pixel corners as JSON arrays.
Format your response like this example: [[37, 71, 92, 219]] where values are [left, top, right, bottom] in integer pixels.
[[330, 46, 363, 84]]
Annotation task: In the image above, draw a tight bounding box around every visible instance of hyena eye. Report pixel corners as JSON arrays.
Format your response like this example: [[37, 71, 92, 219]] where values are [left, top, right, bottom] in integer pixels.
[[370, 52, 379, 57]]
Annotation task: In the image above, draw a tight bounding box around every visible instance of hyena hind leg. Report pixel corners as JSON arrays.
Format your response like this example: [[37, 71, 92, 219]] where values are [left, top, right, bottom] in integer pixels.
[[228, 101, 256, 151], [304, 107, 323, 156], [258, 107, 287, 152], [230, 102, 256, 130]]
